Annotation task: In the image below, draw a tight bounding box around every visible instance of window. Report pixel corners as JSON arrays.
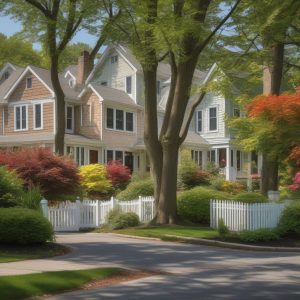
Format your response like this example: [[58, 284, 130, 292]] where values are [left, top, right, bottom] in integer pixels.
[[126, 76, 132, 94], [26, 77, 32, 89], [110, 55, 118, 64], [106, 108, 135, 132], [66, 105, 73, 131], [107, 150, 113, 162], [74, 147, 85, 166], [101, 81, 107, 86], [34, 103, 43, 129], [106, 150, 133, 171], [196, 110, 203, 132], [156, 81, 160, 95], [237, 150, 241, 171], [208, 150, 216, 163], [4, 71, 9, 80], [233, 107, 241, 117], [106, 108, 114, 129], [231, 150, 234, 167], [116, 109, 124, 130], [209, 107, 217, 131], [15, 105, 27, 131], [191, 150, 203, 167], [115, 150, 123, 162], [126, 112, 134, 131]]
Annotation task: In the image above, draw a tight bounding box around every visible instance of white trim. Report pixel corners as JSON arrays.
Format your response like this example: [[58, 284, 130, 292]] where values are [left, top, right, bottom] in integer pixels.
[[14, 104, 28, 131], [64, 70, 76, 80], [53, 97, 56, 135], [4, 66, 54, 99], [33, 103, 44, 130], [196, 109, 203, 133], [0, 63, 16, 78], [208, 106, 218, 132], [80, 104, 83, 126], [26, 77, 33, 89], [8, 98, 54, 106], [65, 104, 74, 133]]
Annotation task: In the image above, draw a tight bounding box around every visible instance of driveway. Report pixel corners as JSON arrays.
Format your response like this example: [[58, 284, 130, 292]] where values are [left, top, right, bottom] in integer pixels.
[[2, 233, 300, 299]]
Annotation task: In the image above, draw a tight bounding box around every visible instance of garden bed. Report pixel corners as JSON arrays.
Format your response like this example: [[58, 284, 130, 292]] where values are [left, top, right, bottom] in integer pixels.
[[0, 242, 70, 263]]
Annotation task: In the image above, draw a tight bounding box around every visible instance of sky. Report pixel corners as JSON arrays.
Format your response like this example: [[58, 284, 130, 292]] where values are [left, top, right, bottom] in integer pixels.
[[0, 15, 98, 50]]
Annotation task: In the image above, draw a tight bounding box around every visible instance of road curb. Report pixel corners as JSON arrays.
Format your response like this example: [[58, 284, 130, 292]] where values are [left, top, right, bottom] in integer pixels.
[[110, 233, 300, 252]]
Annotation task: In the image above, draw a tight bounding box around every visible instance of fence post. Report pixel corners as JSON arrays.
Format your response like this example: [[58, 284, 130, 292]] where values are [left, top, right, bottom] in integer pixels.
[[76, 198, 81, 230], [40, 198, 48, 219], [138, 196, 143, 222]]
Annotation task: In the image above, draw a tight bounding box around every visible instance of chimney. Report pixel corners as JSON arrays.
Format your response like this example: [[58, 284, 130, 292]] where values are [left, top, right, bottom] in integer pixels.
[[296, 86, 300, 94], [77, 51, 92, 85]]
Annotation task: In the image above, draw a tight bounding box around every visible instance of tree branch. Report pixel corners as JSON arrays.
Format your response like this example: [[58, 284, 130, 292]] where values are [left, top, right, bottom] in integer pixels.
[[25, 0, 52, 18]]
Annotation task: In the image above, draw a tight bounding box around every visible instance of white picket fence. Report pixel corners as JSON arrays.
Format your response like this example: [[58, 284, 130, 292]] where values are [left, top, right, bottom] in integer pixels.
[[41, 196, 155, 232], [210, 200, 286, 231]]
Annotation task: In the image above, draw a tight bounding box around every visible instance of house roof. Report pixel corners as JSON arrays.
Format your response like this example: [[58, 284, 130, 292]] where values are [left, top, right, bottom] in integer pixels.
[[89, 84, 141, 108]]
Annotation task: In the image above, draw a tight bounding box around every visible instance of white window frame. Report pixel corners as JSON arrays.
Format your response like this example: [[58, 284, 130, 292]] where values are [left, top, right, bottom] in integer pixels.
[[33, 103, 43, 130], [26, 77, 32, 89], [110, 55, 118, 64], [14, 104, 28, 131], [105, 107, 135, 133], [125, 76, 132, 94], [105, 149, 124, 164], [65, 104, 74, 133], [208, 106, 218, 132], [196, 110, 203, 133]]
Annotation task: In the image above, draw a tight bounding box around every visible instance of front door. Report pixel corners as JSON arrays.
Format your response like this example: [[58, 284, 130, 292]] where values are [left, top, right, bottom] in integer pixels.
[[89, 150, 98, 164], [125, 152, 134, 173]]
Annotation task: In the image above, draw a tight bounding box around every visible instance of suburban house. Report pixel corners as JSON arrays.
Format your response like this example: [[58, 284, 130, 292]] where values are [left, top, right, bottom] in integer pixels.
[[0, 44, 260, 182]]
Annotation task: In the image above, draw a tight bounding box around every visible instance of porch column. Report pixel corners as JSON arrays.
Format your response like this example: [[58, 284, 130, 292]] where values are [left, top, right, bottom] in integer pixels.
[[225, 146, 231, 181]]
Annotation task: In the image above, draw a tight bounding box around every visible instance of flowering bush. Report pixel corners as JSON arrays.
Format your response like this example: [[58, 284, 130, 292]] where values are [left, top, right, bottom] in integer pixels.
[[0, 148, 80, 200], [289, 172, 300, 192], [79, 164, 112, 197], [106, 160, 131, 191]]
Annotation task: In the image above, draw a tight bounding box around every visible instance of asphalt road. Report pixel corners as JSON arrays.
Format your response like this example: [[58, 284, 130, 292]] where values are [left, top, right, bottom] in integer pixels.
[[42, 233, 300, 300]]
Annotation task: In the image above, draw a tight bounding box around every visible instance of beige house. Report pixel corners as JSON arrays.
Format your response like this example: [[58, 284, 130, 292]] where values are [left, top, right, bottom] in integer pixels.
[[0, 45, 259, 181]]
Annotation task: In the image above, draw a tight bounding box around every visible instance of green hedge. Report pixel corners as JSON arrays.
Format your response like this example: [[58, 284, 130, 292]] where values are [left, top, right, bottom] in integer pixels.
[[177, 187, 229, 224], [239, 228, 280, 243], [116, 177, 153, 200], [278, 201, 300, 236], [0, 208, 54, 245], [232, 192, 267, 203], [106, 208, 139, 230]]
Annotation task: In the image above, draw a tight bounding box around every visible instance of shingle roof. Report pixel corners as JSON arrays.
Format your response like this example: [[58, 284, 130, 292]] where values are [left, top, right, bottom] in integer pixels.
[[0, 67, 24, 101], [90, 84, 139, 107]]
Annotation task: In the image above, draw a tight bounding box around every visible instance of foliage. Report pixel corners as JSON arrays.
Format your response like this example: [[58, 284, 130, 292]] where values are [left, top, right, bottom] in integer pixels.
[[178, 149, 210, 189], [106, 160, 131, 191], [18, 186, 42, 211], [177, 187, 229, 224], [210, 176, 246, 194], [0, 166, 23, 208], [0, 148, 81, 200], [288, 172, 300, 192], [106, 208, 139, 230], [0, 33, 42, 67], [0, 208, 54, 245], [116, 177, 154, 200], [79, 164, 112, 196], [218, 218, 229, 238], [239, 228, 280, 243], [278, 202, 300, 236], [233, 192, 268, 203]]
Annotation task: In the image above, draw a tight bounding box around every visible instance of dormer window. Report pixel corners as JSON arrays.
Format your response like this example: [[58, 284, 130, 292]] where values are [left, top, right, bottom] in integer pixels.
[[26, 77, 32, 89], [4, 71, 9, 80], [110, 55, 118, 64]]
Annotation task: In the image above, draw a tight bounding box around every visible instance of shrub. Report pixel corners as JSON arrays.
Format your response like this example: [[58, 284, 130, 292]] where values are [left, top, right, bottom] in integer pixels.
[[106, 208, 139, 230], [19, 186, 42, 211], [116, 177, 154, 200], [0, 208, 54, 244], [106, 160, 131, 191], [79, 164, 112, 197], [177, 187, 229, 224], [178, 149, 210, 189], [0, 166, 23, 208], [218, 218, 229, 238], [233, 192, 268, 203], [210, 176, 246, 194], [239, 228, 280, 243], [0, 148, 81, 200], [278, 202, 300, 236]]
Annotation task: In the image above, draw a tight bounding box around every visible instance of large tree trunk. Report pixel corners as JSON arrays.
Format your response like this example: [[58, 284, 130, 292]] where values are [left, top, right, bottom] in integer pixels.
[[50, 55, 65, 155], [261, 43, 284, 195]]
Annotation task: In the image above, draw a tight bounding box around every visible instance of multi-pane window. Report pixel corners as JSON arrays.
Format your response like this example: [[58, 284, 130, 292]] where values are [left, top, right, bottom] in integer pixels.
[[66, 105, 73, 131], [115, 150, 123, 162], [26, 77, 32, 89], [15, 105, 27, 130], [106, 108, 134, 132], [209, 107, 217, 131], [126, 76, 132, 94], [34, 103, 42, 129], [233, 108, 241, 117], [208, 150, 216, 163], [196, 110, 203, 132], [106, 150, 133, 171], [74, 147, 85, 166], [116, 109, 124, 130], [106, 150, 114, 162], [110, 55, 118, 64], [191, 150, 203, 167]]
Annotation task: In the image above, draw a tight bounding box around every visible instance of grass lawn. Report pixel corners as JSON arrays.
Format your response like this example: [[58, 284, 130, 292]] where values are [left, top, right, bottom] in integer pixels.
[[0, 243, 69, 263], [0, 268, 122, 300], [113, 225, 219, 240]]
